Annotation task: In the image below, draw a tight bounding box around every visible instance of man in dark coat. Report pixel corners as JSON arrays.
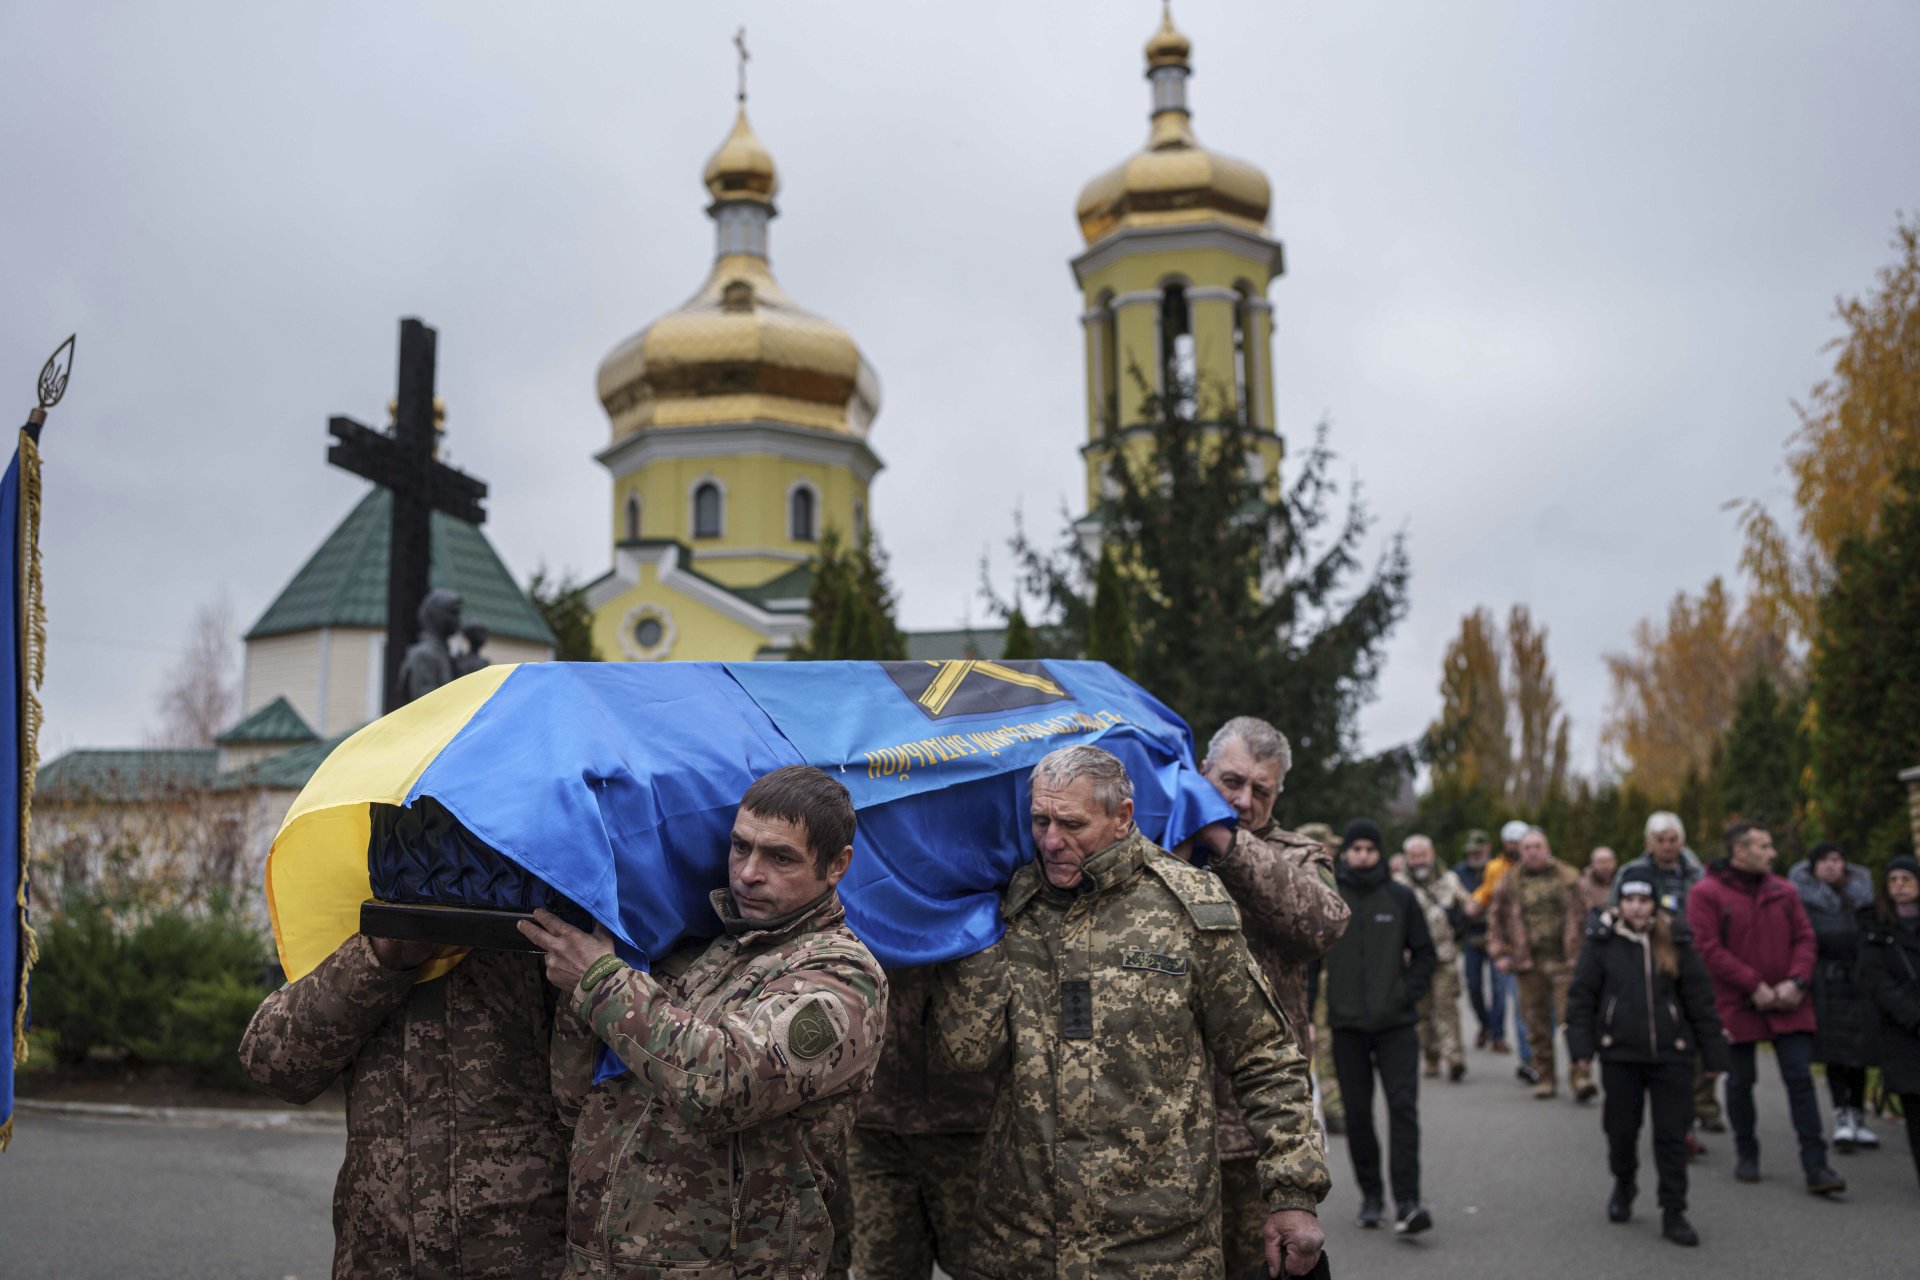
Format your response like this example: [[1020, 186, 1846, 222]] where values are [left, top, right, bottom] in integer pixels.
[[1788, 841, 1881, 1150], [1323, 819, 1438, 1236], [1686, 822, 1844, 1195]]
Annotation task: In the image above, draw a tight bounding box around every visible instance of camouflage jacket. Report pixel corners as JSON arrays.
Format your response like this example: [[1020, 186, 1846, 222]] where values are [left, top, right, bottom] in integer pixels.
[[932, 830, 1329, 1280], [1488, 859, 1585, 970], [553, 889, 887, 1279], [239, 935, 568, 1280], [856, 964, 998, 1135], [1396, 867, 1469, 965], [1208, 822, 1348, 1163]]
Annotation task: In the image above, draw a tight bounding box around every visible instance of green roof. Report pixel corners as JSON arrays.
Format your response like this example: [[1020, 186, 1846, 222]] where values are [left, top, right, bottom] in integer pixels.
[[246, 489, 556, 647], [904, 627, 1007, 661], [212, 730, 356, 792], [214, 695, 316, 746], [37, 749, 218, 801], [732, 564, 813, 612]]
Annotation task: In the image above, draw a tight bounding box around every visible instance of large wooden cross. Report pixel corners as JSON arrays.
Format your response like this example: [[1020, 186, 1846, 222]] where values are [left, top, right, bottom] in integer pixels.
[[327, 318, 488, 714]]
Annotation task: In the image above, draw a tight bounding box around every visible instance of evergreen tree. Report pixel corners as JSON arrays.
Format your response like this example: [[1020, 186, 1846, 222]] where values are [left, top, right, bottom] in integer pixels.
[[1000, 369, 1412, 825], [792, 527, 907, 661], [1085, 548, 1135, 676], [1719, 670, 1806, 852], [1000, 606, 1037, 661], [528, 569, 601, 661], [1808, 469, 1920, 870]]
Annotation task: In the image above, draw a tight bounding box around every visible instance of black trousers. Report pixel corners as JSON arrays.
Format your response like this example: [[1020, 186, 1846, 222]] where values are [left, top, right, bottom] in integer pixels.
[[1332, 1024, 1421, 1207], [1826, 1063, 1868, 1110], [1600, 1057, 1693, 1212]]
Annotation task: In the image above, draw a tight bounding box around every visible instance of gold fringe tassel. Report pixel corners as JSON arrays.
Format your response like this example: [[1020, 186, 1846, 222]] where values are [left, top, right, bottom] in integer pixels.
[[4, 429, 44, 1153]]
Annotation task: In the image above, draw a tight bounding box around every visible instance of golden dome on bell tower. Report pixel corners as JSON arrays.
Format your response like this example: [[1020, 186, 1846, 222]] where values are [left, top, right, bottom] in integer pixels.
[[595, 97, 879, 442], [702, 107, 779, 207], [1075, 2, 1271, 245]]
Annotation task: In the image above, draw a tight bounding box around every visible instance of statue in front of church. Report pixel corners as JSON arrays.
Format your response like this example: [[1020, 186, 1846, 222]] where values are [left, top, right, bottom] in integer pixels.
[[397, 588, 463, 705], [454, 622, 491, 678]]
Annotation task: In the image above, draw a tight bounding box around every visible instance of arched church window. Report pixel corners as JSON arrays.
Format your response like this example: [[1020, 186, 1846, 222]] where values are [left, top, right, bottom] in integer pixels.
[[693, 481, 723, 539], [1097, 290, 1119, 434], [625, 493, 641, 541], [1159, 283, 1196, 419], [790, 485, 816, 542], [1232, 282, 1254, 428]]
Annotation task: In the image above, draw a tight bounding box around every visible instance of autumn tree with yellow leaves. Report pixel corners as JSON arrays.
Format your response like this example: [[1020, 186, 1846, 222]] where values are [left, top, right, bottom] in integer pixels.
[[1423, 605, 1569, 830], [1600, 576, 1789, 800], [1740, 215, 1920, 642]]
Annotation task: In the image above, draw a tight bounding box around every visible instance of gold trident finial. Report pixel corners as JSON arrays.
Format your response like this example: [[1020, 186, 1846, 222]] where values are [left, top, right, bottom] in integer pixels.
[[734, 26, 750, 105], [29, 334, 76, 427]]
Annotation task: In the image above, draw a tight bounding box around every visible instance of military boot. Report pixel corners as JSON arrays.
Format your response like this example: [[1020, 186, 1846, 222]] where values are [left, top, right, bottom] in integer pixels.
[[1606, 1180, 1634, 1223]]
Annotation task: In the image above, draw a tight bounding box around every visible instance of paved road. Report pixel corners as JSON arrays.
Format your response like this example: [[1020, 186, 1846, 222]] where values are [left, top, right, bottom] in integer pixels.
[[2, 1046, 1915, 1278], [0, 1108, 339, 1279], [1317, 1036, 1918, 1278]]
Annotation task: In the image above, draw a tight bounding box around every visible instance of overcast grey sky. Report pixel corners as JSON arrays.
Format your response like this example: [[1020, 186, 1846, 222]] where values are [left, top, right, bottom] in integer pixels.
[[4, 1, 1917, 775]]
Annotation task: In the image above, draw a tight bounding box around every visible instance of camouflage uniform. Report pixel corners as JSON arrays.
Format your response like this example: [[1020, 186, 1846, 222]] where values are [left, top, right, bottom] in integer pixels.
[[1208, 823, 1348, 1280], [1488, 860, 1587, 1092], [239, 935, 567, 1280], [1397, 867, 1468, 1073], [552, 889, 887, 1279], [932, 830, 1329, 1280], [848, 965, 997, 1280]]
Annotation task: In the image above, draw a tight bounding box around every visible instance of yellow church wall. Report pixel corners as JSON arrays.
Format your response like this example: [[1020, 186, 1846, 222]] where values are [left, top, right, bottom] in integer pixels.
[[1078, 242, 1279, 438], [609, 451, 864, 591], [591, 564, 774, 664]]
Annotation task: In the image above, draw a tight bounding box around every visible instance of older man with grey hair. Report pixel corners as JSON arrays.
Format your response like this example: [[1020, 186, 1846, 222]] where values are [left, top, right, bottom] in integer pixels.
[[933, 744, 1330, 1279], [1190, 716, 1350, 1280]]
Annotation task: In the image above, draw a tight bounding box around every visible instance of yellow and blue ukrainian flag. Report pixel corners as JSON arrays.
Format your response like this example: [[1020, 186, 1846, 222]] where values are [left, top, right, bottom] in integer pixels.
[[267, 659, 1232, 987]]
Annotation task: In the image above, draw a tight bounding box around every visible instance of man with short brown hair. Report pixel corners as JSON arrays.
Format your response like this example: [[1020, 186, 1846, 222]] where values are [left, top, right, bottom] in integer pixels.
[[520, 764, 889, 1278]]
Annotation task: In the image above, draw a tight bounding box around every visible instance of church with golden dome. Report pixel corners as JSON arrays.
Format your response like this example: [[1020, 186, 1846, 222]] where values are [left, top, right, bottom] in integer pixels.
[[585, 4, 1283, 661]]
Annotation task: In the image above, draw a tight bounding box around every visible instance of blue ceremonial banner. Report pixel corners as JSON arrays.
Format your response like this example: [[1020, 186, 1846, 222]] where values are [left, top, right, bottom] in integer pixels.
[[268, 658, 1232, 1004]]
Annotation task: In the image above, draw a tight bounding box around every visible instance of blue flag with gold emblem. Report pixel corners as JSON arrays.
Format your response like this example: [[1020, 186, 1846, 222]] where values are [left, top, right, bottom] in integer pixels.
[[266, 659, 1232, 987]]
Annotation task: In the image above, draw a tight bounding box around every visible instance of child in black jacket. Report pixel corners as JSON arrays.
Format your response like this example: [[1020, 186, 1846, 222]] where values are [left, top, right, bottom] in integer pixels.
[[1567, 877, 1729, 1247]]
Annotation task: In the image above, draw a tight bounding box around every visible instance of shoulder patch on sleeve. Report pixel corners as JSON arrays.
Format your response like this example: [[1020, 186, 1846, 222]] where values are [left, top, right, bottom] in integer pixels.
[[787, 998, 838, 1061], [1147, 854, 1244, 931]]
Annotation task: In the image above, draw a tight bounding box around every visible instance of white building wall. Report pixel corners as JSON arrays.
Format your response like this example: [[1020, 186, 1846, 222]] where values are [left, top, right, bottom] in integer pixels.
[[242, 632, 324, 729]]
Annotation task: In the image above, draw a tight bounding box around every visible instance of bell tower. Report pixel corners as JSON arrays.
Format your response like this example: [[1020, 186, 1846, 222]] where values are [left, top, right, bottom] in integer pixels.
[[1072, 4, 1284, 511]]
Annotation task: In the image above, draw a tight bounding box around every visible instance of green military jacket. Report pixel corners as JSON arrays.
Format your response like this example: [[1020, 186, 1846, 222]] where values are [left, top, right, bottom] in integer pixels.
[[933, 831, 1329, 1280], [553, 889, 887, 1280]]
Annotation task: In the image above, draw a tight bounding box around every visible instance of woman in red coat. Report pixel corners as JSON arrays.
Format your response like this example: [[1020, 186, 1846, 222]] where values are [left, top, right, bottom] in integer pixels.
[[1684, 822, 1845, 1196]]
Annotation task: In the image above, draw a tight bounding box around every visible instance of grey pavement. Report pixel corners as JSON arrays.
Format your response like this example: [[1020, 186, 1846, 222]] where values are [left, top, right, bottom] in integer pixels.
[[0, 1108, 339, 1279], [2, 1039, 1916, 1279], [1318, 1033, 1919, 1278]]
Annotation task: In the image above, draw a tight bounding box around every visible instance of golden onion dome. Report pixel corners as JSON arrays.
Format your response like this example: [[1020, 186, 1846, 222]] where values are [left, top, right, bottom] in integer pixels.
[[1074, 5, 1271, 245], [702, 106, 779, 207], [1144, 3, 1191, 68], [597, 105, 879, 441]]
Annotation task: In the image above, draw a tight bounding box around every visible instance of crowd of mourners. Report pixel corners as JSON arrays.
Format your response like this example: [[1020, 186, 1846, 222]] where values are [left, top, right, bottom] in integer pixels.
[[232, 716, 1920, 1280], [1321, 811, 1920, 1250]]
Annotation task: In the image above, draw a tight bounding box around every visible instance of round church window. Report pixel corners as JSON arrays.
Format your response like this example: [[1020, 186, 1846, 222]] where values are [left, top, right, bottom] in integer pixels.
[[620, 605, 676, 661]]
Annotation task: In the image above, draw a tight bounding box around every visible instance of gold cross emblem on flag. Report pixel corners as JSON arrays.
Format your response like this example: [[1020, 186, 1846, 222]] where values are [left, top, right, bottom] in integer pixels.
[[912, 660, 1067, 716]]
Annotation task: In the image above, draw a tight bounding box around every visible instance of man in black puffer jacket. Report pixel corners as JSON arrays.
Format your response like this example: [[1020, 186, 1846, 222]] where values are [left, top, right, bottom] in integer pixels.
[[1323, 819, 1438, 1236]]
